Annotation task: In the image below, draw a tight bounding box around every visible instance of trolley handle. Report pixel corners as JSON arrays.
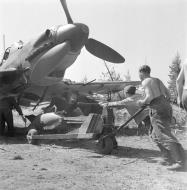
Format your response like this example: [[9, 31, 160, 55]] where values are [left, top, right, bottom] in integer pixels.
[[117, 104, 149, 132], [100, 104, 149, 141]]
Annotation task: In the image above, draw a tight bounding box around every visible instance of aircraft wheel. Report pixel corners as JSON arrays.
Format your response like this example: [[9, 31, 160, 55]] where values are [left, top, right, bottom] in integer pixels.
[[27, 129, 38, 145], [98, 136, 113, 155]]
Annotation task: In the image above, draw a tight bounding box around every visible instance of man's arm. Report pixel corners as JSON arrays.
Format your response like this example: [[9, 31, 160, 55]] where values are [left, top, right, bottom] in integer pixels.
[[107, 99, 128, 109], [43, 98, 55, 110], [159, 80, 170, 100], [163, 86, 170, 100], [11, 98, 23, 116], [138, 79, 153, 106], [11, 98, 27, 123], [176, 65, 184, 103]]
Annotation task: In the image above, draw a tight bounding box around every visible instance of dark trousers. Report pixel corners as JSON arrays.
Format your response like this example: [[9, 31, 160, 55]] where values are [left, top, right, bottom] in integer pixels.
[[150, 96, 185, 164], [157, 142, 185, 164], [0, 109, 14, 135]]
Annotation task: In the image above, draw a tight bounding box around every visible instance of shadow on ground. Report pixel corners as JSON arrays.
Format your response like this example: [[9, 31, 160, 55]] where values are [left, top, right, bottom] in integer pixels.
[[0, 135, 27, 145], [35, 138, 162, 164], [1, 128, 187, 170]]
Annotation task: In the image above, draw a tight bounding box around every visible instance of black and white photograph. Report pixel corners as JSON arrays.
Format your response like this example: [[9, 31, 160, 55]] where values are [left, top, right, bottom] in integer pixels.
[[0, 0, 187, 189]]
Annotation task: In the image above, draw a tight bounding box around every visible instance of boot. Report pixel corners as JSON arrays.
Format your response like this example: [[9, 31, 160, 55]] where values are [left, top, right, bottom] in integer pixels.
[[167, 143, 185, 170], [157, 143, 173, 165], [167, 162, 183, 171]]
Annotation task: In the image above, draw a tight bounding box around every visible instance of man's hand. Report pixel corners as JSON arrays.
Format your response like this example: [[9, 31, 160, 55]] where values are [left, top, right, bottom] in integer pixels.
[[137, 100, 144, 107], [99, 102, 108, 107]]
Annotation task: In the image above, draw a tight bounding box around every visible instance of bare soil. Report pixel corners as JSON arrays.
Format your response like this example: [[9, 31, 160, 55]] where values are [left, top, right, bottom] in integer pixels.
[[0, 129, 187, 190], [0, 105, 187, 190]]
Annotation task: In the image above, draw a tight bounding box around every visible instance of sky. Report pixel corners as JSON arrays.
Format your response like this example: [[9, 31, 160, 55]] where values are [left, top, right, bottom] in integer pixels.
[[0, 0, 187, 85]]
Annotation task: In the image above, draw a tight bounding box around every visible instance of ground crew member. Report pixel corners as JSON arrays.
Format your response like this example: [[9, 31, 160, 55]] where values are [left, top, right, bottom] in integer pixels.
[[0, 97, 26, 137], [102, 85, 150, 134], [43, 92, 83, 117], [137, 65, 185, 170], [42, 93, 68, 113]]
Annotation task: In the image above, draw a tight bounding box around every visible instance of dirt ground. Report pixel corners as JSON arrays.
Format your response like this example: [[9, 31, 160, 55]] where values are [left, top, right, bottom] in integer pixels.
[[0, 128, 187, 190]]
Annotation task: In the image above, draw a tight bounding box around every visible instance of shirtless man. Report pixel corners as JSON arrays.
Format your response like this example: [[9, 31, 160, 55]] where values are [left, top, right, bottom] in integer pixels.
[[137, 65, 185, 170], [176, 60, 187, 110]]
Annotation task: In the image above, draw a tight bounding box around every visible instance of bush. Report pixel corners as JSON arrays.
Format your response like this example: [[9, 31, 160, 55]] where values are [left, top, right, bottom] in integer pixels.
[[172, 104, 187, 127]]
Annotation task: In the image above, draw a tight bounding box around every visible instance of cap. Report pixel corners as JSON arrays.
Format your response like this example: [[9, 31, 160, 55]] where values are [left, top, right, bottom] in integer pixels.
[[124, 85, 136, 95]]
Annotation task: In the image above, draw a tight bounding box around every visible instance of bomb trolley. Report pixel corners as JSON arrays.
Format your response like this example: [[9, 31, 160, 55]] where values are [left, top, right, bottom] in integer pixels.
[[26, 105, 148, 154], [97, 104, 149, 154]]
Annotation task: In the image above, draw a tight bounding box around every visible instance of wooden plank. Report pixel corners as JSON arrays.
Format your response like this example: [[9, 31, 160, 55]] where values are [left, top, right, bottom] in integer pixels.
[[63, 116, 87, 122], [78, 114, 93, 134], [66, 121, 83, 124], [32, 133, 94, 140], [87, 114, 103, 134]]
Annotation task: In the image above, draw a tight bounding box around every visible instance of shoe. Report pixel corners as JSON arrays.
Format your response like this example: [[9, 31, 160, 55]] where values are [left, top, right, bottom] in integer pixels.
[[159, 159, 172, 166], [167, 163, 183, 171], [159, 156, 173, 166]]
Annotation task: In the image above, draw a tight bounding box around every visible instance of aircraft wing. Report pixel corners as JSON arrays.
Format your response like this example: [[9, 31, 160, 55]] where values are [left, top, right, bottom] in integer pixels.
[[49, 80, 141, 95], [19, 80, 141, 107], [21, 80, 140, 101]]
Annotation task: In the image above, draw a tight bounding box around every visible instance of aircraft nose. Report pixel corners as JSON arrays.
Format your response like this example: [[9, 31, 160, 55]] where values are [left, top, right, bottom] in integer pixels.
[[80, 23, 89, 34], [56, 23, 89, 52]]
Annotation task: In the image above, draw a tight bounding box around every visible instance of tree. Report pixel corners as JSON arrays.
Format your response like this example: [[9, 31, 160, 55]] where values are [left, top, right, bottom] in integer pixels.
[[168, 53, 181, 102], [81, 76, 88, 83], [124, 70, 131, 81], [99, 66, 123, 81]]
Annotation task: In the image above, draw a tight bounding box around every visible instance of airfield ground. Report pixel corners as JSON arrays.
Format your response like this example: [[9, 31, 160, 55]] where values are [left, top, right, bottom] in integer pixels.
[[0, 130, 187, 189], [0, 106, 187, 190]]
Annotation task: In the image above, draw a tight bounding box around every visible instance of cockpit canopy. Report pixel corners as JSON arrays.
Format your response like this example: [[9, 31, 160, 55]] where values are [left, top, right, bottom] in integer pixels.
[[0, 40, 24, 65]]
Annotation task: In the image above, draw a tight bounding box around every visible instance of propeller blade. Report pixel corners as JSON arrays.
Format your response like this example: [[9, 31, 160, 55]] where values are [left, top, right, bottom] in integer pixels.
[[60, 0, 73, 24], [85, 38, 125, 63]]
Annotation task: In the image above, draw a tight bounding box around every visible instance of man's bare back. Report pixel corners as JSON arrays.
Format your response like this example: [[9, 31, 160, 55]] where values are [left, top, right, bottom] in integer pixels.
[[141, 77, 170, 104]]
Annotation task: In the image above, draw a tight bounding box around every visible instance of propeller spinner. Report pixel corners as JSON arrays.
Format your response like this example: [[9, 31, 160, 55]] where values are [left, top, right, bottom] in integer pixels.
[[31, 0, 125, 86], [59, 0, 125, 63]]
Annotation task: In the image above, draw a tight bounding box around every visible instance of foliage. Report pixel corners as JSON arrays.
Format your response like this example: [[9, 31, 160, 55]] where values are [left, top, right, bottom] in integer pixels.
[[168, 53, 181, 102], [124, 70, 131, 81], [81, 76, 88, 83], [99, 66, 123, 81], [172, 104, 187, 128]]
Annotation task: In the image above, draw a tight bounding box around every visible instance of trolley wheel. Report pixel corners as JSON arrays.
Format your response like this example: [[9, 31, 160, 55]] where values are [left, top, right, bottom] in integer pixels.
[[97, 136, 114, 155], [27, 129, 38, 145], [112, 136, 118, 149]]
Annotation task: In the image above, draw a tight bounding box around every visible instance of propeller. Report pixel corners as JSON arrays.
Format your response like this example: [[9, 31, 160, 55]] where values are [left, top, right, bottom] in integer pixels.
[[85, 39, 125, 63], [60, 0, 73, 24], [60, 0, 125, 64]]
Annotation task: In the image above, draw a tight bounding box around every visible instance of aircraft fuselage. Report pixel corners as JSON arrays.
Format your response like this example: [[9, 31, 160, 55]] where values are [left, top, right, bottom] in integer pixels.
[[0, 23, 89, 87]]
